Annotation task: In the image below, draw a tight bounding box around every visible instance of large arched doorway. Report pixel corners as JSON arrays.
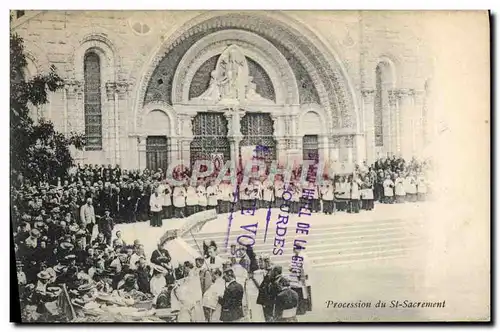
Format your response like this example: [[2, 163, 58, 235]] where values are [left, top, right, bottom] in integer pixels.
[[240, 113, 277, 164], [190, 112, 231, 167], [135, 12, 360, 169]]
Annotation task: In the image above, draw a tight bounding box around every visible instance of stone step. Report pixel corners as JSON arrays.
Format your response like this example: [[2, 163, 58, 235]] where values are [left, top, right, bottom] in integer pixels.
[[217, 237, 418, 260], [186, 234, 418, 256], [194, 217, 419, 238], [184, 227, 413, 248]]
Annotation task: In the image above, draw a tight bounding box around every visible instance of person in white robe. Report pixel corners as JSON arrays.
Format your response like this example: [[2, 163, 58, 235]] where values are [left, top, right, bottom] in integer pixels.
[[274, 177, 285, 208], [335, 176, 348, 212], [417, 173, 428, 201], [290, 183, 301, 214], [383, 174, 395, 204], [161, 182, 173, 220], [202, 268, 225, 322], [320, 180, 334, 215], [197, 182, 208, 212], [207, 181, 219, 211], [173, 185, 186, 218], [306, 181, 320, 213], [171, 262, 205, 322], [217, 181, 231, 214], [149, 189, 163, 227], [394, 172, 406, 203], [206, 245, 224, 271], [349, 175, 361, 213], [404, 172, 418, 202], [185, 185, 198, 216], [360, 174, 374, 210], [262, 178, 274, 210]]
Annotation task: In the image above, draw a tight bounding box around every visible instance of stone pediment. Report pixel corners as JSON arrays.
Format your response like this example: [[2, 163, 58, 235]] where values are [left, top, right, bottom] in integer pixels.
[[190, 45, 274, 106]]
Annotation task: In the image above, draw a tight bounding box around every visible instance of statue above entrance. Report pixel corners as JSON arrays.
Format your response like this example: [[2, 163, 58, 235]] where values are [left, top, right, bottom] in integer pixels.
[[191, 45, 273, 105]]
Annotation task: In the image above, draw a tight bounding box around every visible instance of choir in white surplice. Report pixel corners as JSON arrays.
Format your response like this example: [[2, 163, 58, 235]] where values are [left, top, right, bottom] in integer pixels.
[[148, 164, 429, 222]]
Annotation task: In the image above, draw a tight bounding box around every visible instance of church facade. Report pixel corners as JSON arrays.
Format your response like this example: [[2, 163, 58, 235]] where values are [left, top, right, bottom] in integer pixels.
[[12, 10, 434, 171]]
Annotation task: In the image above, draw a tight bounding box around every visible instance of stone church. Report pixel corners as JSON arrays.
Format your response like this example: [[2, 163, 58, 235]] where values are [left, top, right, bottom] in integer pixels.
[[11, 10, 434, 171]]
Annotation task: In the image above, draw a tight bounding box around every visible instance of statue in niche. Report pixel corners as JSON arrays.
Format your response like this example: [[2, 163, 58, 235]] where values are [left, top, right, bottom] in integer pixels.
[[191, 45, 272, 104]]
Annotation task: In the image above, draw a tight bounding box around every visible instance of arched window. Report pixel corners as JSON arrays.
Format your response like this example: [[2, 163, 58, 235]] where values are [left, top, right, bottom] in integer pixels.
[[84, 52, 102, 150]]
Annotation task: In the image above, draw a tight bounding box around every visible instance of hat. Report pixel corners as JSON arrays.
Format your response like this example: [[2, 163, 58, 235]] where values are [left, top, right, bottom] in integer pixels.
[[77, 282, 95, 293], [53, 264, 66, 274], [153, 265, 168, 274], [34, 215, 43, 222], [37, 270, 52, 280], [68, 224, 80, 233], [34, 221, 46, 229], [223, 266, 234, 274], [60, 242, 74, 250], [64, 254, 76, 261], [30, 229, 41, 238], [21, 214, 31, 221], [123, 274, 137, 285]]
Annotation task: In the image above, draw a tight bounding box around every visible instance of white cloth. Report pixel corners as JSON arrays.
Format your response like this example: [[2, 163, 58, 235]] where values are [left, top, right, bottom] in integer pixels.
[[404, 176, 417, 194], [417, 177, 427, 193], [395, 178, 406, 196], [173, 187, 186, 207], [150, 275, 166, 297], [361, 188, 374, 200], [186, 187, 197, 206], [202, 278, 225, 310], [205, 256, 224, 271], [262, 181, 274, 202], [383, 179, 394, 197], [197, 186, 207, 206], [161, 185, 172, 206], [129, 253, 142, 270], [149, 194, 163, 212], [350, 181, 360, 199], [322, 185, 334, 201], [80, 204, 96, 225], [207, 185, 218, 206]]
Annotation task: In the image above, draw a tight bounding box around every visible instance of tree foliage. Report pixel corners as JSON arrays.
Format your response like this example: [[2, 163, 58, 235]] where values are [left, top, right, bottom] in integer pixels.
[[10, 32, 84, 184]]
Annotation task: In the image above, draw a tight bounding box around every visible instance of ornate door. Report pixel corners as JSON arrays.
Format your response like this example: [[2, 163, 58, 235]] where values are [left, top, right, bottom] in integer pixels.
[[190, 113, 230, 167], [302, 135, 319, 162], [240, 113, 277, 163], [146, 136, 170, 171]]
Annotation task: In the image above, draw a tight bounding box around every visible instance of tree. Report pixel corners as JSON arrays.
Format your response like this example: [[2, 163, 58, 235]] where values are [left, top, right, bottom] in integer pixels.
[[10, 31, 84, 185]]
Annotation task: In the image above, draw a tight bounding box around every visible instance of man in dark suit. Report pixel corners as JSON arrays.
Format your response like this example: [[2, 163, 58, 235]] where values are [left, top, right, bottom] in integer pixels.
[[274, 278, 299, 322], [218, 267, 244, 322]]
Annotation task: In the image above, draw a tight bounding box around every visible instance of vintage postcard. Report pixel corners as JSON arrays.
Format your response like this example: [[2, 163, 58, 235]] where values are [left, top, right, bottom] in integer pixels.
[[9, 10, 490, 322]]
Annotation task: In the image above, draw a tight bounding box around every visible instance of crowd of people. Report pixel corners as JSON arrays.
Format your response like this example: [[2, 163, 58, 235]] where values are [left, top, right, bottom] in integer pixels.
[[11, 155, 430, 322]]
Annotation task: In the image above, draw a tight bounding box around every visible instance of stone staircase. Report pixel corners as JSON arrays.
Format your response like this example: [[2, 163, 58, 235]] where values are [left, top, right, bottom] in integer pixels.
[[183, 217, 422, 268]]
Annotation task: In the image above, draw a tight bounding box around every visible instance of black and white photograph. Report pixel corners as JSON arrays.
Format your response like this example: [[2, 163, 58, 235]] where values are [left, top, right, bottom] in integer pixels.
[[8, 9, 490, 323]]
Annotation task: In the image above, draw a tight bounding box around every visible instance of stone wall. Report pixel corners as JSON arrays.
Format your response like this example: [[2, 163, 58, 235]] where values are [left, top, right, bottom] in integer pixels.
[[12, 10, 433, 168]]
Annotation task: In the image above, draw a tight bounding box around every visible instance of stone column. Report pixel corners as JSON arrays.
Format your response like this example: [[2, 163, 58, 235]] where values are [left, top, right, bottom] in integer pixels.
[[65, 81, 85, 163], [397, 89, 416, 160], [361, 89, 375, 164], [343, 135, 354, 164], [388, 89, 400, 155], [137, 135, 147, 170], [224, 109, 244, 166], [115, 81, 131, 165], [272, 115, 286, 165], [178, 114, 194, 165], [330, 136, 341, 161], [105, 82, 117, 164], [63, 87, 68, 135], [354, 133, 366, 164], [317, 134, 329, 163], [414, 90, 426, 158]]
